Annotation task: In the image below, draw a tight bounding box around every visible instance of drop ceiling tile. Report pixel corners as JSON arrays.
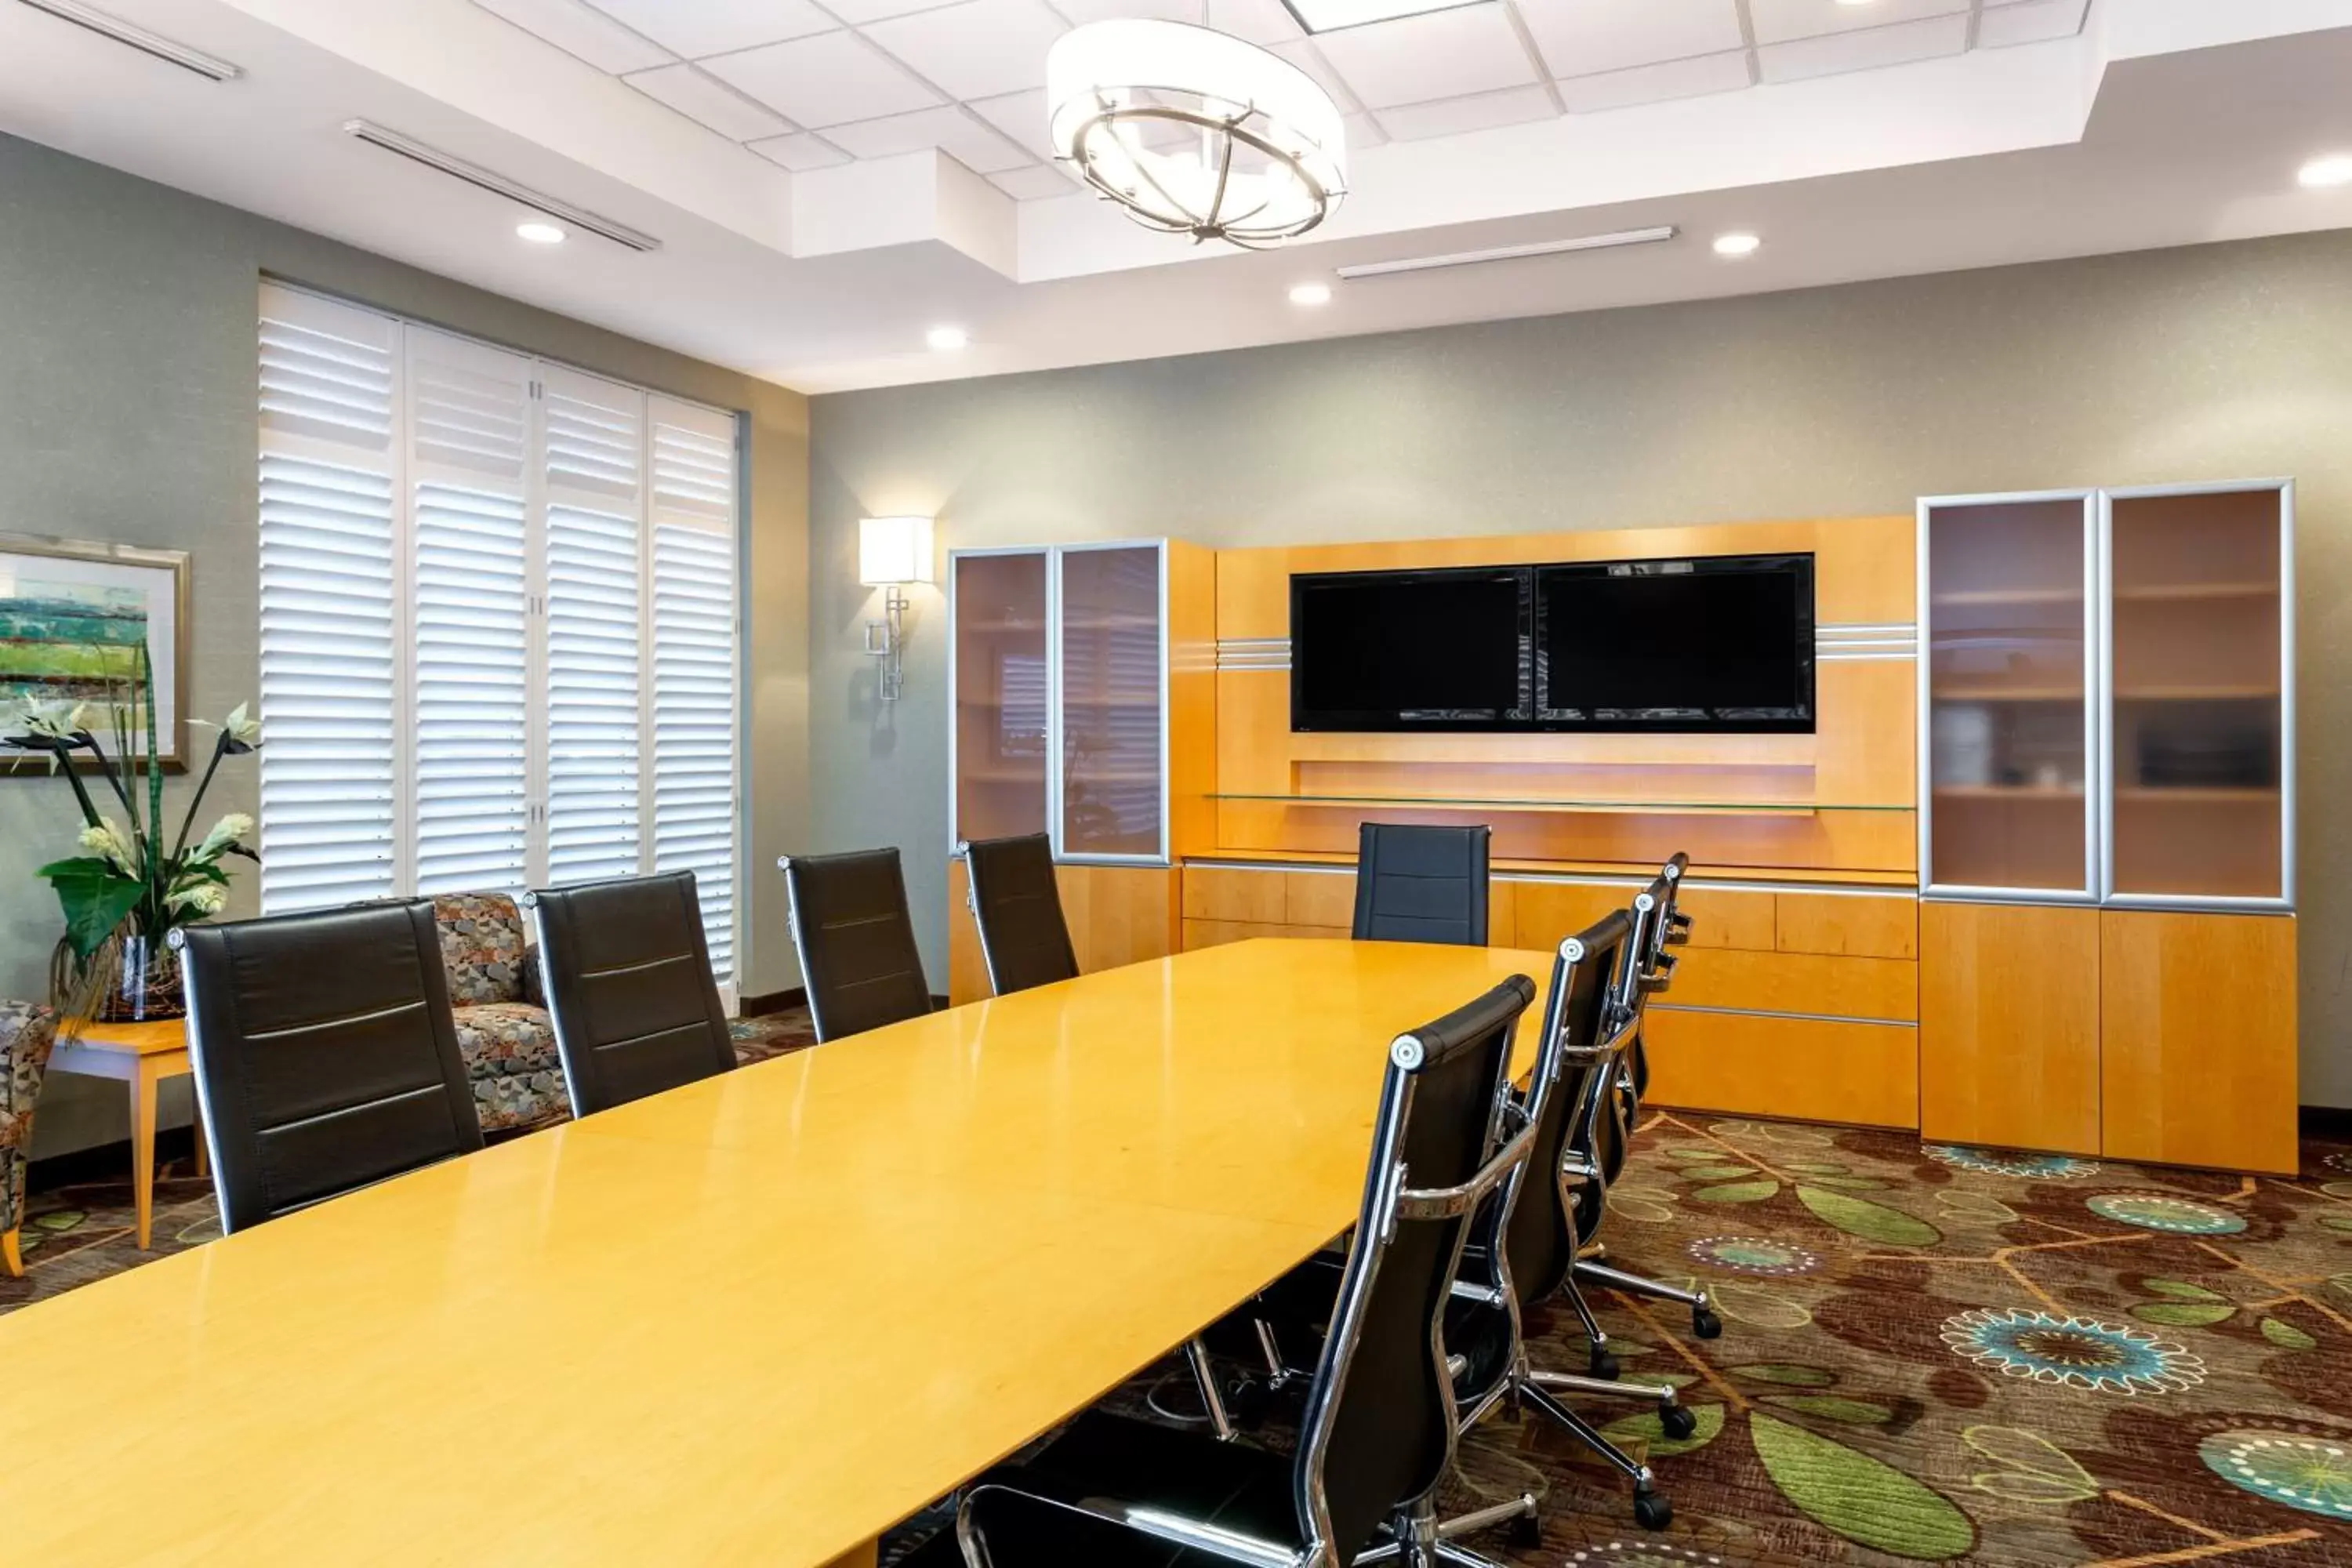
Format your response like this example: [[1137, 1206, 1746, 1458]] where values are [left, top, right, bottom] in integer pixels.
[[1514, 0, 1744, 80], [825, 105, 1034, 171], [622, 63, 794, 139], [1976, 0, 2090, 48], [1050, 0, 1299, 42], [1304, 6, 1541, 110], [583, 0, 832, 58], [1344, 110, 1388, 149], [1756, 12, 1967, 81], [1268, 40, 1366, 114], [1558, 48, 1750, 112], [862, 0, 1067, 100], [1376, 83, 1556, 140], [1748, 0, 1967, 47], [471, 0, 673, 74], [703, 31, 942, 126], [821, 0, 963, 17], [968, 88, 1056, 162], [747, 131, 854, 169], [990, 164, 1082, 200]]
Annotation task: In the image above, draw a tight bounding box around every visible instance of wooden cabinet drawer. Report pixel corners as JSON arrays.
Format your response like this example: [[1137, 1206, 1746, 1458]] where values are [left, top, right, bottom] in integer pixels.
[[1182, 866, 1287, 924], [1777, 891, 1918, 960], [1674, 887, 1777, 951], [1665, 946, 1918, 1022], [1506, 881, 1628, 952], [1285, 870, 1356, 930], [1645, 1008, 1918, 1130]]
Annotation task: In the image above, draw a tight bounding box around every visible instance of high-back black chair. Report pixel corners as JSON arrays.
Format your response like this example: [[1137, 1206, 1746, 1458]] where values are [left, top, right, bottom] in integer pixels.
[[523, 871, 735, 1117], [960, 833, 1078, 996], [173, 901, 482, 1236], [779, 848, 933, 1043], [1351, 822, 1491, 946], [919, 977, 1538, 1568]]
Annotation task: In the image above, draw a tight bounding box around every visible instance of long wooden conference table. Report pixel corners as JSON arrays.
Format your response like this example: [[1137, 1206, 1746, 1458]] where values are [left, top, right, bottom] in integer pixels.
[[0, 938, 1556, 1566]]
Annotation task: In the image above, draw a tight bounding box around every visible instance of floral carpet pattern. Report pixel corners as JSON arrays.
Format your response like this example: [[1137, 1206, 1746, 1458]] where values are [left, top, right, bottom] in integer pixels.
[[8, 1050, 2350, 1567]]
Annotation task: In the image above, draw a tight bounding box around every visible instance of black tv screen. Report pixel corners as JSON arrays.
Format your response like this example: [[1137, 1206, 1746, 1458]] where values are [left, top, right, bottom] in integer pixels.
[[1536, 554, 1814, 732], [1290, 567, 1529, 731]]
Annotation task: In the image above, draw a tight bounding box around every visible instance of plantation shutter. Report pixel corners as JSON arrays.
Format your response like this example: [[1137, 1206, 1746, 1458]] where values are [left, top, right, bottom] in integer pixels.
[[405, 328, 533, 898], [256, 285, 401, 913], [541, 366, 646, 886], [648, 396, 741, 985]]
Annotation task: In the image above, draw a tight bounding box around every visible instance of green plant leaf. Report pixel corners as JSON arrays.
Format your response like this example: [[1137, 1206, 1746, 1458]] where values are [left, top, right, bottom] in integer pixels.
[[1797, 1184, 1942, 1247], [1765, 1395, 1895, 1425], [2142, 1279, 2227, 1301], [1693, 1179, 1781, 1203], [1712, 1282, 1815, 1330], [2129, 1302, 2236, 1328], [1750, 1411, 1976, 1560], [2260, 1317, 2318, 1350], [48, 872, 145, 961], [1731, 1363, 1838, 1388], [1600, 1403, 1726, 1460]]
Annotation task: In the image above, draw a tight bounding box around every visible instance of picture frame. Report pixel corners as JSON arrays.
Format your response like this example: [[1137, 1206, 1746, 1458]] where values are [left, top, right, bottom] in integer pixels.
[[0, 532, 192, 768]]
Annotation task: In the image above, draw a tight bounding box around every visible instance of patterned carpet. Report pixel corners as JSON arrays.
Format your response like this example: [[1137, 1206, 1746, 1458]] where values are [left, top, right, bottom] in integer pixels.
[[9, 1022, 2351, 1566]]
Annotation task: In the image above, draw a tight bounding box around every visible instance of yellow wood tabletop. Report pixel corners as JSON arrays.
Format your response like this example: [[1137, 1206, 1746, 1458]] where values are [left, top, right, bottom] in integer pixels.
[[0, 938, 1555, 1568]]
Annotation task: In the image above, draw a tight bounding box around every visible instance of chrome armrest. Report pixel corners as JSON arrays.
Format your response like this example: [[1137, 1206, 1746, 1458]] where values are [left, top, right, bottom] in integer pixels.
[[1395, 1117, 1537, 1221], [958, 1483, 1302, 1568], [1449, 1278, 1508, 1308]]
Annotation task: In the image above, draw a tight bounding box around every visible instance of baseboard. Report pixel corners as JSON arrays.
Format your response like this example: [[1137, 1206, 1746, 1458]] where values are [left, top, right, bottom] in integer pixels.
[[25, 1127, 203, 1197], [739, 985, 807, 1017]]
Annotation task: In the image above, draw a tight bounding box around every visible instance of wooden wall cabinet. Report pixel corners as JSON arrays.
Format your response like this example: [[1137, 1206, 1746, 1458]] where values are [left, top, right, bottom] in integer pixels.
[[1918, 483, 2296, 1172]]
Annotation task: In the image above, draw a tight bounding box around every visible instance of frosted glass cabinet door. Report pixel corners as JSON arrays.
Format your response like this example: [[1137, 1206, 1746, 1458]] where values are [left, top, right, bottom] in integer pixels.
[[953, 551, 1051, 844], [1922, 497, 2093, 894], [2105, 486, 2288, 902], [1058, 545, 1164, 859]]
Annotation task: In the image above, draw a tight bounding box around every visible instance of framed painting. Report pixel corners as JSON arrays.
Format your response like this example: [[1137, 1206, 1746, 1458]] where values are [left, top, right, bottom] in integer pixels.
[[0, 532, 192, 768]]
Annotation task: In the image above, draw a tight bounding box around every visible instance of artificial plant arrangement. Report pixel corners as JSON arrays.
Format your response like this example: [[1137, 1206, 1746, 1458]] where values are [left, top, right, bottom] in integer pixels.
[[2, 643, 261, 1020]]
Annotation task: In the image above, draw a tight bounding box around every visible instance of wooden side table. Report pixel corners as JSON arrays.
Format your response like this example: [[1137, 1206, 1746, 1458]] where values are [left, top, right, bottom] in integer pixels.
[[49, 1018, 199, 1250]]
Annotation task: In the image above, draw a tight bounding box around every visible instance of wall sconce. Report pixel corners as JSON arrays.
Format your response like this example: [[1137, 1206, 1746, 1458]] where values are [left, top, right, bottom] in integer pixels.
[[858, 516, 934, 703]]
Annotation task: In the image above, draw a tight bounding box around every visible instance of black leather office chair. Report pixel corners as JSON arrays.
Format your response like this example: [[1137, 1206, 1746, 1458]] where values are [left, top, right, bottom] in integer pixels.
[[960, 833, 1079, 996], [1618, 851, 1691, 1118], [778, 848, 934, 1042], [524, 870, 735, 1117], [902, 976, 1539, 1568], [173, 901, 483, 1236], [1351, 822, 1491, 946]]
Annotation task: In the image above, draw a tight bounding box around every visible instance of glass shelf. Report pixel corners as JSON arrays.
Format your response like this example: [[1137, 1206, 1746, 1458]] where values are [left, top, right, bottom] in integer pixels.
[[1208, 791, 1910, 816]]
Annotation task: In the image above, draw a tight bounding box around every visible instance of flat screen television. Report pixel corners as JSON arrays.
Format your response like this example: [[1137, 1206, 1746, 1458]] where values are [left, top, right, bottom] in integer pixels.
[[1287, 552, 1813, 734], [1289, 566, 1530, 731]]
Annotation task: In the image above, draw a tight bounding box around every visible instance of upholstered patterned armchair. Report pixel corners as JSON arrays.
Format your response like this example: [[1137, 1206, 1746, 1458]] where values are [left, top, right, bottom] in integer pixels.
[[2, 1000, 62, 1278], [432, 894, 569, 1133]]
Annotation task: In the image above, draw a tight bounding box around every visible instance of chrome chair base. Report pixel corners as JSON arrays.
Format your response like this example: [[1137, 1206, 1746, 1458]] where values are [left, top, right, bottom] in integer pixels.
[[1573, 1258, 1723, 1341]]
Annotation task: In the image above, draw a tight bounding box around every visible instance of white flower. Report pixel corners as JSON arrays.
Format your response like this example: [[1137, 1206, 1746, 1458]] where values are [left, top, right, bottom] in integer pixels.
[[191, 812, 255, 863], [7, 697, 91, 742], [196, 702, 263, 753], [167, 880, 228, 917], [78, 817, 137, 873]]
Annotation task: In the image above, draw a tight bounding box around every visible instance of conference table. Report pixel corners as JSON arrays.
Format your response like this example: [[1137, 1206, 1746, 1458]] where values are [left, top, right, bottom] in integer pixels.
[[0, 938, 1556, 1566]]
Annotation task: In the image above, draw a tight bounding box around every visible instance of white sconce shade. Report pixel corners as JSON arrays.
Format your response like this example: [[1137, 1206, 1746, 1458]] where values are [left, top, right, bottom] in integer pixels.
[[858, 517, 935, 586]]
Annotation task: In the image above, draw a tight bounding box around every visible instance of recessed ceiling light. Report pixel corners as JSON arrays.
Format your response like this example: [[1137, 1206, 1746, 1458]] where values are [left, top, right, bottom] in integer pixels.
[[2297, 154, 2352, 189], [1289, 281, 1334, 307], [516, 220, 566, 245], [1281, 0, 1488, 32], [1834, 0, 1877, 7], [927, 325, 970, 351], [1712, 231, 1762, 258]]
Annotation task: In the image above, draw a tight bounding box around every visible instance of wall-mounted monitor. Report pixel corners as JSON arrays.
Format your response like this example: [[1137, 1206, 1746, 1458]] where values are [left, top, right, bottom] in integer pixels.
[[1287, 552, 1813, 734]]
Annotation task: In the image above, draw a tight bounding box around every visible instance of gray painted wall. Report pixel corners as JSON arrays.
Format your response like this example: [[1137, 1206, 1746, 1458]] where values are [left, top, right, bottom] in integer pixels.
[[0, 132, 810, 1156], [808, 228, 2352, 1108]]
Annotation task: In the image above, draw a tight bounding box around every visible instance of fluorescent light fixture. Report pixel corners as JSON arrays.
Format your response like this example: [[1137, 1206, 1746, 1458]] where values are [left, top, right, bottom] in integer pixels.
[[1289, 281, 1334, 306], [1334, 225, 1677, 281], [1280, 0, 1490, 32], [342, 121, 662, 252], [1712, 231, 1762, 257], [859, 517, 936, 587], [13, 0, 242, 80], [515, 220, 566, 245], [2298, 154, 2352, 189], [926, 325, 971, 351]]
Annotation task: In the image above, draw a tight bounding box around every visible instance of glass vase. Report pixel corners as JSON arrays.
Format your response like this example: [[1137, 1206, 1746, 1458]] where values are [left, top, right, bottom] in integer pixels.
[[101, 931, 186, 1023]]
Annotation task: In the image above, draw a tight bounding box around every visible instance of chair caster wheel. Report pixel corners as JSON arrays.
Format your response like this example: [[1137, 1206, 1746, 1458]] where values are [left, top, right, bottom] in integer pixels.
[[1634, 1490, 1674, 1531], [1507, 1512, 1542, 1549], [1588, 1345, 1621, 1380], [1659, 1403, 1697, 1440], [1226, 1377, 1269, 1431], [1691, 1306, 1723, 1341]]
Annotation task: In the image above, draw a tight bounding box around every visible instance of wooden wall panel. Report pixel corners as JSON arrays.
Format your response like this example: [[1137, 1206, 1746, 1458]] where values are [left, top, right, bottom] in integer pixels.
[[1167, 542, 1220, 860], [1182, 918, 1293, 950], [1285, 870, 1356, 929], [1508, 881, 1628, 951], [1676, 888, 1777, 951], [1918, 902, 2101, 1156], [1183, 865, 1287, 924], [2100, 910, 2298, 1174], [1058, 866, 1179, 975], [1778, 891, 1919, 960], [1644, 1009, 1919, 1129], [1665, 948, 1918, 1022]]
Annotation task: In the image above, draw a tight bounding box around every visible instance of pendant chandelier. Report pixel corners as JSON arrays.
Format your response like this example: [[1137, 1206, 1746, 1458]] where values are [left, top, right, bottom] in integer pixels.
[[1046, 20, 1348, 249]]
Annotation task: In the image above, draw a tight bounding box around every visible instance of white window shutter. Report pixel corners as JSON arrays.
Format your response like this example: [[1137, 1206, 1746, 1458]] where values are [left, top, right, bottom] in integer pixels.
[[648, 397, 741, 985], [256, 285, 401, 913], [542, 366, 646, 887], [406, 328, 533, 898]]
